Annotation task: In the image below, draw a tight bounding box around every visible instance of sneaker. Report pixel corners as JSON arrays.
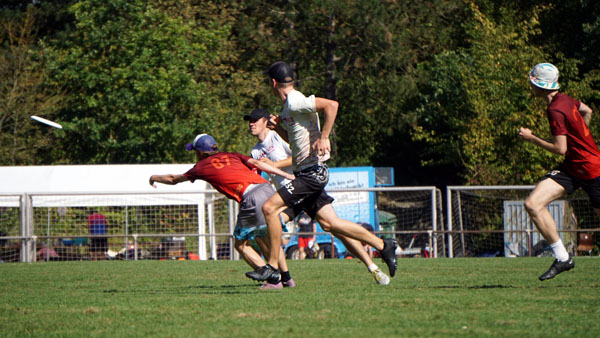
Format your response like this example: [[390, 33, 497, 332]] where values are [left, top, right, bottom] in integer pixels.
[[259, 282, 283, 290], [371, 269, 390, 285], [380, 238, 398, 277], [539, 255, 575, 281], [246, 264, 281, 282], [282, 279, 296, 288]]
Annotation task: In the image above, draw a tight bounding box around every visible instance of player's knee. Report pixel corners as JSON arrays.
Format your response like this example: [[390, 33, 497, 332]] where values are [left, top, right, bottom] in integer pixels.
[[319, 221, 333, 232], [262, 202, 278, 217], [524, 198, 540, 215], [233, 240, 245, 252]]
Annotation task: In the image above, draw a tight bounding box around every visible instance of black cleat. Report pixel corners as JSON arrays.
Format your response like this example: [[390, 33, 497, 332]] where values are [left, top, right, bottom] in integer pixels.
[[246, 264, 281, 283], [380, 238, 398, 277], [539, 255, 574, 281]]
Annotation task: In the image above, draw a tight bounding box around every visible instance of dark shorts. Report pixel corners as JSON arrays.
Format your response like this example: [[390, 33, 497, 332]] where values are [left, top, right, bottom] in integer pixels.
[[90, 237, 108, 252], [277, 164, 334, 219], [544, 168, 600, 208]]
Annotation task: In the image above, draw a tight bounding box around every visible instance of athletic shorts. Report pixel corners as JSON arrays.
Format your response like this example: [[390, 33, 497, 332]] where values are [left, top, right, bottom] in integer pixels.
[[544, 168, 600, 208], [89, 237, 108, 252], [298, 236, 312, 248], [277, 163, 334, 219], [233, 183, 291, 241]]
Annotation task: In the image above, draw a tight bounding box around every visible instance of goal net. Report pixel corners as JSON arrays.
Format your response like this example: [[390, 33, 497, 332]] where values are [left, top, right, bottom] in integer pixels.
[[447, 186, 598, 257]]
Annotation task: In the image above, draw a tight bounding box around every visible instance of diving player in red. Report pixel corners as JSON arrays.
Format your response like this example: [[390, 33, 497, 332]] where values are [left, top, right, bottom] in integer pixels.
[[149, 133, 296, 289]]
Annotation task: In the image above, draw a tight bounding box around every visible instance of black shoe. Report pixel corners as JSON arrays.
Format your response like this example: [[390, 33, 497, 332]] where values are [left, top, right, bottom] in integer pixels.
[[539, 255, 574, 281], [380, 238, 398, 277], [246, 264, 281, 283]]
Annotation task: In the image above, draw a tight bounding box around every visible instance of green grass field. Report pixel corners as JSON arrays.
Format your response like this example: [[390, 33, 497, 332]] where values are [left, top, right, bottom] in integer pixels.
[[1, 257, 599, 337]]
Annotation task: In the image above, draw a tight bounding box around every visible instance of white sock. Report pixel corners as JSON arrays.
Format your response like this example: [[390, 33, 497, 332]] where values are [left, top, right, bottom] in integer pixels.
[[368, 264, 379, 272], [550, 239, 569, 262]]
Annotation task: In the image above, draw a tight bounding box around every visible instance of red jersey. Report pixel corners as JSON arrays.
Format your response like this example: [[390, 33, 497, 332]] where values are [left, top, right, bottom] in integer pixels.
[[88, 213, 107, 235], [183, 152, 268, 202], [547, 93, 600, 179]]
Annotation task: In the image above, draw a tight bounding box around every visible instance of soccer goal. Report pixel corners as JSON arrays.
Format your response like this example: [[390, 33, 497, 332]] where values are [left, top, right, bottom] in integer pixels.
[[446, 186, 599, 257]]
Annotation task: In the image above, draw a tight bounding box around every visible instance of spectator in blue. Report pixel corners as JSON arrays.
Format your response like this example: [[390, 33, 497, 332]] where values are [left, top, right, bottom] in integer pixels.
[[88, 210, 108, 260]]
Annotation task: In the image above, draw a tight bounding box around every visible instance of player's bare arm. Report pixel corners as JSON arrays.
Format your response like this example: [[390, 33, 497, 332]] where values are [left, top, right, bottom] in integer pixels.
[[579, 102, 593, 126], [519, 127, 567, 155], [259, 156, 292, 169], [149, 174, 189, 188], [268, 114, 289, 142], [313, 97, 339, 156], [247, 158, 295, 181]]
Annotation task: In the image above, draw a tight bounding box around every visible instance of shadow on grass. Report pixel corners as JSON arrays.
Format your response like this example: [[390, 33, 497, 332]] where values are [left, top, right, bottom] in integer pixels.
[[432, 284, 515, 289], [102, 283, 262, 295]]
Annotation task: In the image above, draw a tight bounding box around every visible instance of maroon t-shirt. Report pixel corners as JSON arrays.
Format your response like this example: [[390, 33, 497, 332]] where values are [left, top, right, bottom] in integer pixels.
[[548, 93, 600, 179], [183, 152, 268, 202]]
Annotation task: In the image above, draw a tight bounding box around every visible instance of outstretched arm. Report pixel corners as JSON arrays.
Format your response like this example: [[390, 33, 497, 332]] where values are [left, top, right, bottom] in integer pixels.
[[519, 127, 567, 156], [259, 156, 292, 169], [313, 97, 339, 156], [248, 158, 295, 181], [149, 174, 189, 188]]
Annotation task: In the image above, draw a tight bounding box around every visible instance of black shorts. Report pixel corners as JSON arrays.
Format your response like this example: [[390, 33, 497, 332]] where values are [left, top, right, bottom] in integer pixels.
[[90, 237, 108, 252], [277, 164, 334, 219], [544, 168, 600, 208]]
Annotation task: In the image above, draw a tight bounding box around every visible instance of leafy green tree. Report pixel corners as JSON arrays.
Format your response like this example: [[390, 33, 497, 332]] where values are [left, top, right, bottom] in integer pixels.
[[43, 0, 230, 164], [0, 6, 64, 165], [410, 2, 586, 185]]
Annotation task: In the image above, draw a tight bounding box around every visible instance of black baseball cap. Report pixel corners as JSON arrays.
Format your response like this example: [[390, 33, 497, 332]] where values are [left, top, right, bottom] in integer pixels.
[[264, 61, 295, 83], [243, 108, 270, 121]]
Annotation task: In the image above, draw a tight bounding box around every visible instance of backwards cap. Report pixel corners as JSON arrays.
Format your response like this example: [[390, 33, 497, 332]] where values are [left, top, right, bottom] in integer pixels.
[[185, 134, 217, 152], [264, 61, 295, 83]]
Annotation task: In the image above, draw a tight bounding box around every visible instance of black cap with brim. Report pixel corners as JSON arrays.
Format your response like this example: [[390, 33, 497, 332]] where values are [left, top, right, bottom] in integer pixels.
[[243, 108, 270, 121], [264, 61, 295, 83]]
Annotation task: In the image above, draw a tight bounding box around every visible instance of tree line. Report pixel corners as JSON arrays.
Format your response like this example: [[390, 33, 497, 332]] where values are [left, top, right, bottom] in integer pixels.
[[1, 0, 599, 188]]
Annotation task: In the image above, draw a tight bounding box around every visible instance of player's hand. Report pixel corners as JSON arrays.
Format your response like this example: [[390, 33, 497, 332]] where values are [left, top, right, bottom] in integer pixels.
[[312, 137, 331, 156], [267, 115, 280, 130], [149, 176, 157, 188], [518, 127, 533, 140], [285, 173, 295, 181], [259, 157, 275, 166]]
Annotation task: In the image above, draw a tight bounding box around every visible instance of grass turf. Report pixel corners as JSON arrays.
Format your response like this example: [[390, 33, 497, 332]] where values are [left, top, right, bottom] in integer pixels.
[[0, 257, 598, 337]]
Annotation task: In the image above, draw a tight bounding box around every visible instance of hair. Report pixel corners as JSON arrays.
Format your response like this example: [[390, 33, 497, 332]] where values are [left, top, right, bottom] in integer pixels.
[[196, 144, 219, 157], [276, 81, 294, 89]]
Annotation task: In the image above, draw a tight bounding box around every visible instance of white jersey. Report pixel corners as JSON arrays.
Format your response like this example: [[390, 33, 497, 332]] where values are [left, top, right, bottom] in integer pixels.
[[280, 90, 330, 172], [250, 130, 293, 189]]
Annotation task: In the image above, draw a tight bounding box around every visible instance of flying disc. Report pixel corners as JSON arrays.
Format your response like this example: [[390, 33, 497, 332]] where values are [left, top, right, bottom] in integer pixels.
[[30, 115, 63, 129]]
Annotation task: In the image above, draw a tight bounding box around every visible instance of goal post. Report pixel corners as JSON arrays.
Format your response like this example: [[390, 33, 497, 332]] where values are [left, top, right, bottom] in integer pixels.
[[447, 186, 598, 258]]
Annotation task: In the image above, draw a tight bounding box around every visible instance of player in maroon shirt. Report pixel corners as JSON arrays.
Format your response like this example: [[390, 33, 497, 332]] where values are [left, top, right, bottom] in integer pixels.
[[149, 134, 297, 289], [519, 63, 600, 280]]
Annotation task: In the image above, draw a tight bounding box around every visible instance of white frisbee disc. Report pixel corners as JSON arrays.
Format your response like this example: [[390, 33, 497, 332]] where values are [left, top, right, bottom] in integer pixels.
[[30, 115, 63, 129]]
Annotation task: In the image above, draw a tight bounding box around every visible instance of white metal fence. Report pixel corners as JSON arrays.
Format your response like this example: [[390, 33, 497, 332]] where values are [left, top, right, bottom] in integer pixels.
[[0, 187, 442, 262], [3, 185, 597, 262], [446, 186, 600, 258]]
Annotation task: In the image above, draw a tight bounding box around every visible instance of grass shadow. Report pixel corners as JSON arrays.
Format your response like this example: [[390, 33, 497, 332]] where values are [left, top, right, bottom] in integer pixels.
[[102, 283, 261, 295]]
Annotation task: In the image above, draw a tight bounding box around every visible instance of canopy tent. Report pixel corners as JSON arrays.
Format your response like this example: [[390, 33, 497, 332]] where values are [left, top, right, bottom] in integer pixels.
[[0, 164, 209, 206]]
